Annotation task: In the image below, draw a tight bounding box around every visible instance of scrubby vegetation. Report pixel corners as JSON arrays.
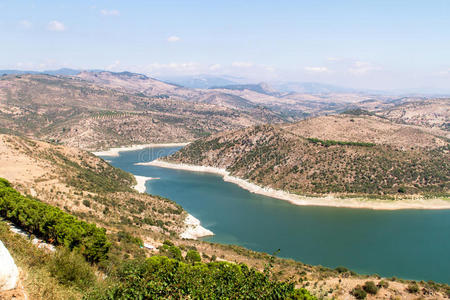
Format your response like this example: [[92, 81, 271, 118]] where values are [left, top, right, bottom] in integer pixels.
[[0, 179, 317, 299], [306, 137, 375, 147], [0, 178, 110, 262], [362, 281, 378, 294], [87, 256, 316, 300], [351, 285, 367, 299], [167, 124, 449, 197]]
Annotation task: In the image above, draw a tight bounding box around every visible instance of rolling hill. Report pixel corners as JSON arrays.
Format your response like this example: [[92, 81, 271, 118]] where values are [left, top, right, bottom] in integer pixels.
[[0, 73, 284, 149], [164, 114, 449, 197]]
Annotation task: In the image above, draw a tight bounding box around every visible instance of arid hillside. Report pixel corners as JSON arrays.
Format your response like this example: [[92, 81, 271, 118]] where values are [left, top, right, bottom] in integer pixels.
[[0, 133, 186, 239], [0, 74, 284, 149], [282, 113, 449, 149], [76, 71, 401, 119], [376, 98, 449, 130], [165, 114, 449, 197]]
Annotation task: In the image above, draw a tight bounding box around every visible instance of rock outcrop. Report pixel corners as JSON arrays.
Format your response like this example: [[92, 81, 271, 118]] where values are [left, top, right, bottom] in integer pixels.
[[0, 240, 19, 291]]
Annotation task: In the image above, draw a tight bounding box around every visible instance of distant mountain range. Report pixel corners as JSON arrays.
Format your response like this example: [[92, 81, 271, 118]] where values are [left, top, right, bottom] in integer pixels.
[[271, 81, 363, 94], [3, 68, 450, 96], [209, 82, 279, 96], [0, 68, 82, 76], [159, 74, 243, 89]]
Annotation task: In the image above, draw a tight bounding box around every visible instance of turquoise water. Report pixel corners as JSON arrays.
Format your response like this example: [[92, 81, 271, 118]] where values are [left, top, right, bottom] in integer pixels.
[[101, 146, 450, 284]]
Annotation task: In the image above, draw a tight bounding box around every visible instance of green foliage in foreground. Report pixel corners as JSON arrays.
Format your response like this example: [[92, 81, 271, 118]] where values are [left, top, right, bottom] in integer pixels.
[[306, 137, 375, 147], [87, 256, 316, 300], [0, 178, 110, 262], [49, 247, 97, 289]]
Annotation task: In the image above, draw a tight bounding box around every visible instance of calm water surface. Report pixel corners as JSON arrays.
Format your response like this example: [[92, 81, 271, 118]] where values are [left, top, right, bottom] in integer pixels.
[[100, 146, 450, 284]]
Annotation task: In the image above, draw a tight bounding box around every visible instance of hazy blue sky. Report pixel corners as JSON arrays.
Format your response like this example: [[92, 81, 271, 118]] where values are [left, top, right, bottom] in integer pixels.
[[1, 0, 450, 89]]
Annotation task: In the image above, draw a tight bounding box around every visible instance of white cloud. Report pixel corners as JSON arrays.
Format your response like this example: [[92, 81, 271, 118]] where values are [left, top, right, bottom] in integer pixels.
[[100, 9, 120, 16], [348, 61, 381, 75], [326, 57, 342, 62], [304, 66, 330, 73], [438, 69, 450, 76], [209, 64, 221, 71], [106, 60, 121, 70], [47, 20, 66, 32], [19, 20, 32, 29], [231, 61, 253, 68], [167, 36, 180, 42], [146, 62, 199, 74]]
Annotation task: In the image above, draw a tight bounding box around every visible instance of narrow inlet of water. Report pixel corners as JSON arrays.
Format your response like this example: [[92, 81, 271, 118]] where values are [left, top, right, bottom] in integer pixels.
[[100, 146, 450, 284]]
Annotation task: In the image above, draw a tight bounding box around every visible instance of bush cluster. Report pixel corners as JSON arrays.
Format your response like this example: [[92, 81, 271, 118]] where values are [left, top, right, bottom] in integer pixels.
[[362, 281, 378, 294], [351, 286, 367, 299], [0, 178, 110, 262], [307, 137, 375, 147], [87, 256, 316, 299]]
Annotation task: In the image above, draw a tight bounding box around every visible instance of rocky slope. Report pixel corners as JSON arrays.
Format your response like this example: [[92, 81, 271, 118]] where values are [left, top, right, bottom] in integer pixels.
[[165, 114, 449, 197]]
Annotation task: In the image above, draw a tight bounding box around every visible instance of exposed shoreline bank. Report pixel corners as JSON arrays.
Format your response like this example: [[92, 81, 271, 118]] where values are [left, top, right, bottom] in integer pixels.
[[92, 143, 189, 157], [132, 176, 213, 239], [138, 160, 450, 210], [180, 214, 214, 240], [133, 175, 158, 193], [94, 143, 213, 239]]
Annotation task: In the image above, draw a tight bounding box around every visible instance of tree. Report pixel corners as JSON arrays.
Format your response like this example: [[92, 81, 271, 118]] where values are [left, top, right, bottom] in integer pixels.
[[185, 250, 201, 264]]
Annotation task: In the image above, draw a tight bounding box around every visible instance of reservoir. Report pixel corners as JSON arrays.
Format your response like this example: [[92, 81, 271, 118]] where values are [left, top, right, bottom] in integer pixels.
[[99, 146, 450, 284]]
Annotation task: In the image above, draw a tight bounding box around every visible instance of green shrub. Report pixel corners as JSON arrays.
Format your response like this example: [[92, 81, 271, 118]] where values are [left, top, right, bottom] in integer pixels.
[[87, 256, 316, 299], [163, 239, 174, 246], [0, 178, 110, 262], [377, 280, 389, 289], [116, 231, 143, 247], [159, 243, 183, 261], [185, 249, 201, 264], [407, 282, 419, 293], [82, 199, 91, 207], [306, 138, 375, 147], [167, 245, 183, 261], [49, 247, 96, 289], [362, 281, 378, 294], [335, 266, 349, 273], [351, 286, 367, 299]]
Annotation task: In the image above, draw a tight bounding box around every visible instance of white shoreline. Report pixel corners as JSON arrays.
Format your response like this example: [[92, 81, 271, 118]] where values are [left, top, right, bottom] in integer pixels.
[[133, 175, 158, 193], [180, 214, 214, 240], [131, 174, 213, 239], [138, 160, 450, 210], [92, 143, 189, 157]]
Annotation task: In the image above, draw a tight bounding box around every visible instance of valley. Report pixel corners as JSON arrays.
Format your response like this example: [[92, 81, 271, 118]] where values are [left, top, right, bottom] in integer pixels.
[[0, 69, 449, 300]]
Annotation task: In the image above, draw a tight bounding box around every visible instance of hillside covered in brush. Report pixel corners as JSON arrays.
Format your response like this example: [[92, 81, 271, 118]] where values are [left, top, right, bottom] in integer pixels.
[[165, 114, 449, 197], [0, 133, 187, 240]]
